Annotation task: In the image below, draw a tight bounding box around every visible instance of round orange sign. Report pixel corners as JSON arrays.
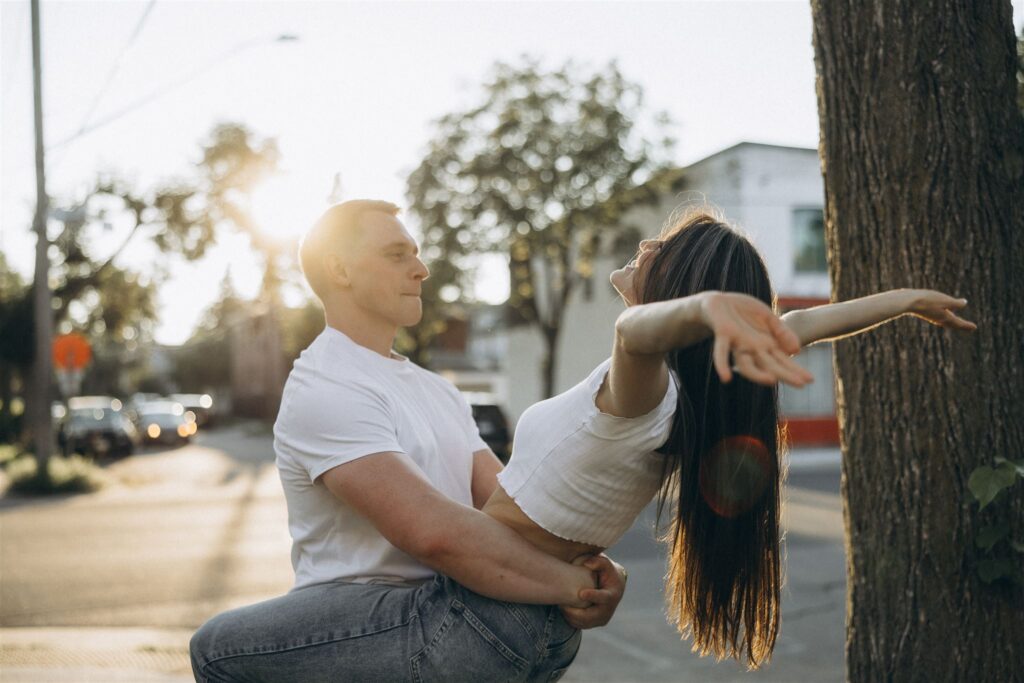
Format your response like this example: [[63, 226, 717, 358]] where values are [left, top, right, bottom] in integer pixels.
[[52, 333, 92, 370]]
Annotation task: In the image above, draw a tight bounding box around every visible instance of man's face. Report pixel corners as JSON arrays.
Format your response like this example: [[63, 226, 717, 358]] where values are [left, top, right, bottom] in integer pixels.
[[345, 212, 430, 328]]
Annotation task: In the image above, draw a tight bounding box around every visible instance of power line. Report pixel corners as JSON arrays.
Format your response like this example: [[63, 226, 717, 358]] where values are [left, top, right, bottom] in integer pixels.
[[73, 0, 158, 142], [49, 0, 157, 171], [48, 33, 298, 153]]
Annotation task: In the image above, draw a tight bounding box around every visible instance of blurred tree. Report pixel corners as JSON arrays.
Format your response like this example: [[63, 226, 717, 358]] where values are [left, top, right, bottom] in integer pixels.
[[174, 272, 244, 395], [811, 1, 1023, 679], [279, 302, 325, 364], [4, 122, 282, 430], [197, 122, 297, 310], [0, 252, 30, 441], [406, 57, 676, 388]]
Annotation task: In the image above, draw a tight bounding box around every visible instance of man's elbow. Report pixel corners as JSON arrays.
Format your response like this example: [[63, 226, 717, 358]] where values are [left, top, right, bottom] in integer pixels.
[[402, 526, 457, 569]]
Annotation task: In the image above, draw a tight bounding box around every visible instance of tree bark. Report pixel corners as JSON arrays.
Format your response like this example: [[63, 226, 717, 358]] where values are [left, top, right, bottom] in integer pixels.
[[810, 1, 1024, 680]]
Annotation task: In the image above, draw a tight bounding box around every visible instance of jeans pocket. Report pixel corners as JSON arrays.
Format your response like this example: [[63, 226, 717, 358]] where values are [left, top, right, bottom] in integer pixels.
[[547, 610, 580, 651], [411, 599, 530, 683]]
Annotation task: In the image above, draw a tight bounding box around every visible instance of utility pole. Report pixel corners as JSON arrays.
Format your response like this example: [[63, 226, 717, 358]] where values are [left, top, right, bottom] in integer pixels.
[[30, 0, 53, 472]]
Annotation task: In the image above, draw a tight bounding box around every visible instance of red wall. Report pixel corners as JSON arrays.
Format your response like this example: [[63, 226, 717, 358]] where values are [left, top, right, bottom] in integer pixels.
[[778, 295, 840, 446]]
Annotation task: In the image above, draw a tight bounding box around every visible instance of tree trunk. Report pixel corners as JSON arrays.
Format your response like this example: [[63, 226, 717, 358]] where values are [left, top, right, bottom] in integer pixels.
[[541, 325, 560, 399], [810, 1, 1024, 680]]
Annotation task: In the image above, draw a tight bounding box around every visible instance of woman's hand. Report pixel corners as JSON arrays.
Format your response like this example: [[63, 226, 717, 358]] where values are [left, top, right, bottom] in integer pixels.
[[905, 289, 978, 330], [699, 291, 814, 386]]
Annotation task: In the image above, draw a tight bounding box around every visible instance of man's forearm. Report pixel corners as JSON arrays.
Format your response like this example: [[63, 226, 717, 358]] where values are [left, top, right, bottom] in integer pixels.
[[782, 289, 914, 346], [418, 502, 592, 608]]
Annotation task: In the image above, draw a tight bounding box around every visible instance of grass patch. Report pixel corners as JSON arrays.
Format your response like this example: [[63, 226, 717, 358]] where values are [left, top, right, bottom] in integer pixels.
[[5, 453, 107, 495]]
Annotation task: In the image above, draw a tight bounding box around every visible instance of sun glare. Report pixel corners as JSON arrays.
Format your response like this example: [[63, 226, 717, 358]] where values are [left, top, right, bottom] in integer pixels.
[[249, 172, 323, 246]]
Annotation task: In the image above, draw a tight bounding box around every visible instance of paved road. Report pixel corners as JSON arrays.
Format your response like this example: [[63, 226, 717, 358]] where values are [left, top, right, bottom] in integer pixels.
[[0, 425, 845, 682]]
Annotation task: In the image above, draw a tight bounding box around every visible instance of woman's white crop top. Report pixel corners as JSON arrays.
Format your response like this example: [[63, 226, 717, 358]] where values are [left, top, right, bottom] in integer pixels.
[[495, 358, 678, 547]]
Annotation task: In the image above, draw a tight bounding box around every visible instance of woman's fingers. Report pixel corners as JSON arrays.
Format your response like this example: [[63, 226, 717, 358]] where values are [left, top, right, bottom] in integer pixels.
[[713, 334, 733, 383], [729, 348, 813, 387], [748, 348, 803, 386], [766, 348, 814, 385], [578, 588, 616, 605], [733, 352, 774, 384], [768, 315, 802, 354], [944, 310, 978, 330]]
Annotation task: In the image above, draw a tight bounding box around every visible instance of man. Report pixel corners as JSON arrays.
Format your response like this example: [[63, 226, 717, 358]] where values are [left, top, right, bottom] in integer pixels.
[[190, 200, 626, 682]]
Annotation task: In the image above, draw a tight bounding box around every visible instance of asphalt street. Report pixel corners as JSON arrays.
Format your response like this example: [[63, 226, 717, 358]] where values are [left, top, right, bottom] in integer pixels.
[[0, 424, 846, 682]]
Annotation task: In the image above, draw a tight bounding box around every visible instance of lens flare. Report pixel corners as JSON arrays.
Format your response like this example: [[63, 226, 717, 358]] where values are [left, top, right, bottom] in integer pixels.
[[699, 435, 772, 518]]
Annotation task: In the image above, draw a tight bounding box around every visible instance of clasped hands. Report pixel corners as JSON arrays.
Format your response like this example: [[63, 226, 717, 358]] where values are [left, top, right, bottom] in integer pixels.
[[559, 554, 627, 630], [699, 291, 813, 387]]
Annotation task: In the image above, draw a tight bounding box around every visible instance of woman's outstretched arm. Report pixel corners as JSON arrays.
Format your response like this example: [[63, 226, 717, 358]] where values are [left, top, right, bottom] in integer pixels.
[[780, 288, 977, 347], [598, 292, 813, 418]]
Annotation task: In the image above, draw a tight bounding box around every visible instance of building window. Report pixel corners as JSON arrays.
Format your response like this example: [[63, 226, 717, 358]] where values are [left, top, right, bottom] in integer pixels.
[[779, 344, 836, 417], [793, 208, 827, 273]]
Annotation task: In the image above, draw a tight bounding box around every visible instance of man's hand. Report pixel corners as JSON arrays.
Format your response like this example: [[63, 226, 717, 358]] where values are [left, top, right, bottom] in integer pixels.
[[559, 554, 627, 630]]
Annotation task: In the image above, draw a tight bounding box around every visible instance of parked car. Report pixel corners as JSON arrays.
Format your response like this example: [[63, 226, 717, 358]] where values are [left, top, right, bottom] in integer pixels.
[[68, 395, 123, 412], [136, 401, 198, 445], [463, 394, 512, 463], [170, 393, 215, 427], [59, 407, 139, 459]]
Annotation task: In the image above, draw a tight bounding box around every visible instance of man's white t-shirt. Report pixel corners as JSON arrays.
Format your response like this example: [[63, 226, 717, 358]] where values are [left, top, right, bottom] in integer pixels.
[[273, 326, 488, 590]]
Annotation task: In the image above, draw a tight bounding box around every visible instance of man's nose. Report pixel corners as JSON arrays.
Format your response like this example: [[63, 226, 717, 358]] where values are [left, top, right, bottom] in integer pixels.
[[413, 257, 429, 281]]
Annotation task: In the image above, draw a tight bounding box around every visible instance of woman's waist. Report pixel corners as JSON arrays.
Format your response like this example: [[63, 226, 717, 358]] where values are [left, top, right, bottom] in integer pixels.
[[483, 486, 604, 563]]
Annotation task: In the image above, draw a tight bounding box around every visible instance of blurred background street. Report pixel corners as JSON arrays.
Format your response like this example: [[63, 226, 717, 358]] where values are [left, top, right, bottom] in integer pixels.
[[0, 423, 845, 682], [5, 2, 1018, 680]]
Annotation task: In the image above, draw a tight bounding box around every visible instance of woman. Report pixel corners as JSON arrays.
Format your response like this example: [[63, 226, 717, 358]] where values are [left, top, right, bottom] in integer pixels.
[[483, 209, 976, 669]]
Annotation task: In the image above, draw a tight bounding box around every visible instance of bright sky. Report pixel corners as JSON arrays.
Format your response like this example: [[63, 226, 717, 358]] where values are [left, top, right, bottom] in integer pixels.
[[3, 1, 1022, 345]]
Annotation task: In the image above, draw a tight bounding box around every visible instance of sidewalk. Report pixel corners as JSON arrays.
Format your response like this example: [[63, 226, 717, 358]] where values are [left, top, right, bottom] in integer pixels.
[[0, 628, 194, 682], [1, 437, 844, 682]]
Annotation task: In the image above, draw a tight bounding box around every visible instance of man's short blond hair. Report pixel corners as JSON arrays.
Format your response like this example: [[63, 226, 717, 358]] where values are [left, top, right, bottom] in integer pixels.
[[299, 199, 400, 301]]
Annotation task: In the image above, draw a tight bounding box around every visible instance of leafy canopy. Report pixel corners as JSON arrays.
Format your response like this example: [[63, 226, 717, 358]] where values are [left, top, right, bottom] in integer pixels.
[[405, 57, 675, 376]]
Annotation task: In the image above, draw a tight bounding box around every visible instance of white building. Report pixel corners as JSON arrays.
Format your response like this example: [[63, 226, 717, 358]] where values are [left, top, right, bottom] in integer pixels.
[[501, 142, 838, 446]]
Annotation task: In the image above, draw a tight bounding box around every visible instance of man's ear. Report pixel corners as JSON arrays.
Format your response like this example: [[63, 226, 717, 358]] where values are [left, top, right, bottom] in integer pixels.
[[324, 252, 351, 288]]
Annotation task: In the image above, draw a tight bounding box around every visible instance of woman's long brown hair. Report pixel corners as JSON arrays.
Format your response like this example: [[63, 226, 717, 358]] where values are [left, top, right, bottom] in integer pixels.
[[638, 210, 784, 669]]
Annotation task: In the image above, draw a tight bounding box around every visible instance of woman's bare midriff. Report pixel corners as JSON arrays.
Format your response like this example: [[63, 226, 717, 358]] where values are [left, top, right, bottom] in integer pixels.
[[482, 484, 604, 564]]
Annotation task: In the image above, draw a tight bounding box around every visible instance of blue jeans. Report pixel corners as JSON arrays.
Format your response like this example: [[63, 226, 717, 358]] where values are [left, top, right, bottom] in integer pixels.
[[190, 575, 581, 682]]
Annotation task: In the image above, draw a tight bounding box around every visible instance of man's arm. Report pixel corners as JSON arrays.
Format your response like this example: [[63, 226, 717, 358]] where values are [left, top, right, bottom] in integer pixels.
[[469, 447, 630, 629], [780, 288, 976, 347], [470, 448, 503, 509], [320, 451, 592, 607]]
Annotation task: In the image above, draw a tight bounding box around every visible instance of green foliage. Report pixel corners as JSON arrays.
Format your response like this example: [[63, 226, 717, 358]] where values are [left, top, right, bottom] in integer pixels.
[[0, 444, 22, 467], [975, 523, 1010, 550], [968, 456, 1023, 584], [977, 558, 1015, 584], [5, 453, 106, 495], [406, 57, 676, 379], [968, 461, 1020, 510]]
